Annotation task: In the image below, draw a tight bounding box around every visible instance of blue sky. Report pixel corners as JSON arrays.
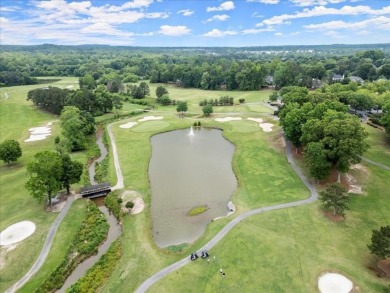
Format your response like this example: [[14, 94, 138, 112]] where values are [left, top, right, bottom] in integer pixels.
[[0, 0, 389, 46]]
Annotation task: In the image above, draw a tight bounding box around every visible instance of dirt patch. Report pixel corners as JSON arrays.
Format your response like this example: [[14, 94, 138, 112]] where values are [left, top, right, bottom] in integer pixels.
[[324, 211, 345, 222], [120, 190, 144, 215], [377, 259, 390, 277]]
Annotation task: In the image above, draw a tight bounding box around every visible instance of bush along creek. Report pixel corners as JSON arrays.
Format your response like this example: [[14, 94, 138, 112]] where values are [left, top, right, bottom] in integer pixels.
[[35, 202, 109, 293]]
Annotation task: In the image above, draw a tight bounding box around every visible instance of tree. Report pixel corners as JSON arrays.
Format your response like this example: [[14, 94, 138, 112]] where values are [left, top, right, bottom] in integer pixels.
[[60, 154, 83, 195], [381, 100, 390, 136], [0, 140, 22, 165], [156, 86, 168, 99], [159, 94, 171, 106], [106, 77, 124, 93], [304, 142, 331, 181], [26, 151, 62, 206], [112, 94, 123, 117], [319, 183, 349, 217], [176, 101, 188, 117], [202, 104, 213, 116], [368, 225, 390, 259], [61, 106, 95, 151], [139, 82, 150, 97]]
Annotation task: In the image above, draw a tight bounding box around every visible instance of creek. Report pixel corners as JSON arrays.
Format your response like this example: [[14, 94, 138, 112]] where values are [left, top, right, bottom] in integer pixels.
[[57, 131, 121, 292]]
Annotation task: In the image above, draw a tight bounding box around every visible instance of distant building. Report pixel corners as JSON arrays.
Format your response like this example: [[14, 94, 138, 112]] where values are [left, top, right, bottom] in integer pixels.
[[332, 73, 344, 82], [265, 75, 274, 86], [349, 76, 364, 84]]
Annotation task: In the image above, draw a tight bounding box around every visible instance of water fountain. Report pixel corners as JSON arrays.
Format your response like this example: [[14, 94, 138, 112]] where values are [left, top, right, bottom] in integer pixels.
[[188, 126, 195, 136]]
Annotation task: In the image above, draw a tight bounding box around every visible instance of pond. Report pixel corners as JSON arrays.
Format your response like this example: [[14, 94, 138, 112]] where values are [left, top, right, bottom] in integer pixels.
[[149, 127, 237, 248]]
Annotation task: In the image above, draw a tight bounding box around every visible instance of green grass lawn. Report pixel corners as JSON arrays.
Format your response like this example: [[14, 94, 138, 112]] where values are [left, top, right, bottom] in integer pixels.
[[18, 199, 87, 293], [0, 78, 90, 290], [148, 163, 390, 293], [363, 124, 390, 167], [2, 80, 389, 293]]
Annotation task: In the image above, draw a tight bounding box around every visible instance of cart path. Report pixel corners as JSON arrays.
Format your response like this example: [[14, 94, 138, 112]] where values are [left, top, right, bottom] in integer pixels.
[[134, 139, 318, 293], [107, 122, 124, 190], [5, 196, 75, 293], [360, 156, 390, 171]]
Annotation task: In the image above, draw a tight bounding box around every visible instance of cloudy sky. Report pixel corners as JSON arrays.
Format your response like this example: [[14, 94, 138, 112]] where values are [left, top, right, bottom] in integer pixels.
[[0, 0, 389, 46]]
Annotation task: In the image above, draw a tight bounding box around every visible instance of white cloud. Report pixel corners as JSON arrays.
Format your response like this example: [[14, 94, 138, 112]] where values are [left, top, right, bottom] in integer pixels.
[[289, 0, 346, 6], [159, 25, 191, 36], [251, 12, 264, 18], [0, 6, 20, 12], [258, 5, 390, 26], [81, 23, 134, 37], [275, 32, 283, 36], [323, 30, 343, 38], [247, 0, 279, 4], [241, 27, 275, 34], [203, 29, 237, 37], [106, 0, 154, 12], [304, 16, 390, 31], [207, 1, 235, 12], [0, 17, 9, 23], [206, 14, 230, 22], [177, 9, 194, 16]]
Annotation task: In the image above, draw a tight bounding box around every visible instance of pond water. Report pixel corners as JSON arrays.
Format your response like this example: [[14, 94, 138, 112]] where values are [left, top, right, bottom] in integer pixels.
[[149, 127, 237, 248]]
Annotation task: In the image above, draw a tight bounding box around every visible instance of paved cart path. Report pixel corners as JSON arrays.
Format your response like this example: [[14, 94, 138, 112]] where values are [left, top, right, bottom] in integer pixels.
[[134, 139, 318, 293], [360, 156, 390, 171]]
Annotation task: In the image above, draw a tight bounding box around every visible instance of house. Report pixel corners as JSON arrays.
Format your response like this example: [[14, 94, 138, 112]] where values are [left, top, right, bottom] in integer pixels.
[[332, 73, 344, 82], [349, 76, 364, 84]]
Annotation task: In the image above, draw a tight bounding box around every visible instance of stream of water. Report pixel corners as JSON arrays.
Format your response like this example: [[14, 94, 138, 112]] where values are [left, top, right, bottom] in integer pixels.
[[57, 131, 121, 292]]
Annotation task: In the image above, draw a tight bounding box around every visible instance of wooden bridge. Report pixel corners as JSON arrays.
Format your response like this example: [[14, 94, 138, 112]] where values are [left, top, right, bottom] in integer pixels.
[[80, 182, 111, 199]]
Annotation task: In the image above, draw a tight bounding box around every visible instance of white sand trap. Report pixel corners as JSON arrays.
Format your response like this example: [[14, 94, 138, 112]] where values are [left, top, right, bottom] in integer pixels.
[[47, 122, 53, 126], [318, 273, 353, 293], [66, 85, 74, 89], [215, 117, 242, 122], [260, 123, 274, 132], [138, 116, 163, 122], [247, 117, 264, 123], [0, 221, 36, 246], [120, 122, 138, 129], [25, 125, 52, 142]]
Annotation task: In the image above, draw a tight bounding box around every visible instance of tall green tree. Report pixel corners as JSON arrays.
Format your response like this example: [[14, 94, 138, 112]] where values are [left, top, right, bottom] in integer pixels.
[[60, 154, 83, 195], [0, 139, 22, 165], [156, 86, 168, 99], [112, 94, 123, 117], [26, 151, 62, 206], [202, 104, 213, 116], [368, 225, 390, 259], [176, 101, 188, 117], [319, 183, 349, 217], [61, 106, 95, 151], [139, 82, 150, 97]]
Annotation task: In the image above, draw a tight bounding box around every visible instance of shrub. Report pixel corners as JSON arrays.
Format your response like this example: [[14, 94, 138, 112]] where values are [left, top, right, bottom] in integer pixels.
[[125, 201, 134, 209], [239, 98, 245, 104], [105, 192, 122, 221]]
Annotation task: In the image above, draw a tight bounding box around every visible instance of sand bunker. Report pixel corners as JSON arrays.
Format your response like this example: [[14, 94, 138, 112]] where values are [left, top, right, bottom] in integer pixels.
[[247, 117, 264, 123], [129, 197, 145, 215], [260, 123, 273, 132], [0, 221, 36, 246], [215, 117, 242, 122], [247, 118, 274, 132], [25, 122, 53, 142], [138, 116, 163, 122], [120, 122, 138, 129], [318, 273, 353, 293]]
